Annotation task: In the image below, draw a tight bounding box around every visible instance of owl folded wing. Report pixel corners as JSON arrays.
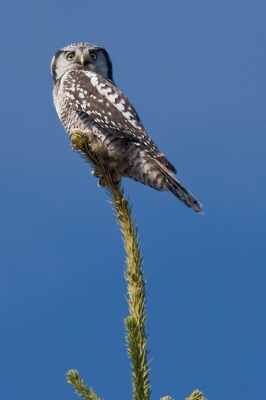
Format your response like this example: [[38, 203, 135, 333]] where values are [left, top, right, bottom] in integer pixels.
[[62, 69, 177, 174]]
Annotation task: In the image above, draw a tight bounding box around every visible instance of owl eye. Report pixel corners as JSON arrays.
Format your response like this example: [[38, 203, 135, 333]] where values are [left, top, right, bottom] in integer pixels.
[[66, 52, 75, 61], [90, 52, 97, 60]]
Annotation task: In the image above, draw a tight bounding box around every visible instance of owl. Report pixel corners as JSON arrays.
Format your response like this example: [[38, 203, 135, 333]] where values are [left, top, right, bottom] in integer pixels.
[[51, 42, 203, 214]]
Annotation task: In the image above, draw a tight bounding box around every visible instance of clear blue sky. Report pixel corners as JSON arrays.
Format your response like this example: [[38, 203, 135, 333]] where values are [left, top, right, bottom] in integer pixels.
[[1, 1, 265, 399]]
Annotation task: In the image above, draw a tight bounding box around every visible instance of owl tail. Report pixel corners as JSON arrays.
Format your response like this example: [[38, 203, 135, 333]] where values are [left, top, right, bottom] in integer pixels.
[[168, 177, 204, 214], [157, 163, 204, 214]]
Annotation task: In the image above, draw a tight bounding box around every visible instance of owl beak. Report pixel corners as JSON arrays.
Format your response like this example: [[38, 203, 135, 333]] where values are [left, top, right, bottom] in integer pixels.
[[79, 54, 86, 65]]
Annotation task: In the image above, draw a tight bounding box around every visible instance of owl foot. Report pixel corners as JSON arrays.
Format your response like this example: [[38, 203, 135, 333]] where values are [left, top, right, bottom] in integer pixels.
[[91, 169, 101, 179], [110, 170, 122, 185], [70, 128, 90, 140], [71, 128, 109, 162], [92, 168, 121, 188]]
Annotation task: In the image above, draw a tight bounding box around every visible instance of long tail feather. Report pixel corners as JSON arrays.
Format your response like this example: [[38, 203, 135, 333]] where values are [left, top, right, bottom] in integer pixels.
[[167, 177, 204, 214], [156, 161, 204, 214]]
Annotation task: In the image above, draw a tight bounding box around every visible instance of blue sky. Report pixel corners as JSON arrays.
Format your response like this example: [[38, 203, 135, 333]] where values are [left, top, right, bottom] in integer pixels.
[[1, 1, 266, 399]]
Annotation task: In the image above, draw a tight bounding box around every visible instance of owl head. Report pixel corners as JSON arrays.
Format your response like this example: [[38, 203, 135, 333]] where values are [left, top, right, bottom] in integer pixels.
[[51, 42, 113, 83]]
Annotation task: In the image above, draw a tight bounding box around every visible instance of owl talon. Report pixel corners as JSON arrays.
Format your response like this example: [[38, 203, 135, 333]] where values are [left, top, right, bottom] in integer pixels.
[[91, 169, 101, 178], [94, 168, 121, 188], [82, 129, 94, 139], [111, 171, 122, 185], [98, 177, 106, 187], [71, 128, 93, 139]]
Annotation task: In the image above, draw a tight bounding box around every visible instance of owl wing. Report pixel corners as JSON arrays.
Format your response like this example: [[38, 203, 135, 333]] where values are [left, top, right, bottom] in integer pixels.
[[61, 69, 177, 174]]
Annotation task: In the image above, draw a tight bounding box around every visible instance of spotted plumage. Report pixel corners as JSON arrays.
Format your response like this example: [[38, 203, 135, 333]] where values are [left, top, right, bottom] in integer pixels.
[[51, 42, 203, 213]]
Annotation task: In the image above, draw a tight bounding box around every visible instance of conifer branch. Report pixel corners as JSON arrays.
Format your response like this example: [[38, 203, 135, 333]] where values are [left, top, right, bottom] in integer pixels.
[[66, 370, 101, 400], [160, 397, 174, 400], [70, 129, 151, 400], [185, 389, 207, 400], [68, 130, 206, 400]]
